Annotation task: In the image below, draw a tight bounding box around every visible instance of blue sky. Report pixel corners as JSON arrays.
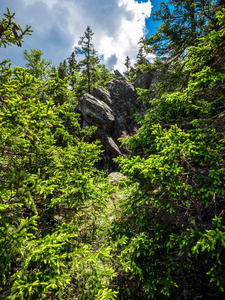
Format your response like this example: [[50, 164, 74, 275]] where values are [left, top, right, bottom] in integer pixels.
[[0, 0, 161, 72]]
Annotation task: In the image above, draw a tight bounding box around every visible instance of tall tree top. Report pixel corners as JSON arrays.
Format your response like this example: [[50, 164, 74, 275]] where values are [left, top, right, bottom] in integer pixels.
[[75, 26, 95, 55], [143, 0, 219, 61], [74, 26, 100, 94]]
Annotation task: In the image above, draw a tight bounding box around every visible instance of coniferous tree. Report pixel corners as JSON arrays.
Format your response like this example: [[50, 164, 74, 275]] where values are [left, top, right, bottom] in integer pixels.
[[139, 0, 223, 96], [143, 0, 219, 61], [75, 26, 100, 94], [128, 46, 151, 81], [0, 10, 117, 300], [0, 64, 117, 299], [67, 51, 78, 88], [67, 51, 76, 74], [58, 59, 68, 79], [136, 47, 147, 65], [124, 55, 131, 74], [93, 63, 115, 88], [0, 8, 32, 48], [111, 7, 225, 299], [23, 48, 52, 79]]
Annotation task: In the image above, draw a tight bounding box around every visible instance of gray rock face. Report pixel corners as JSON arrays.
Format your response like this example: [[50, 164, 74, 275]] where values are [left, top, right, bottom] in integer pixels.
[[92, 87, 112, 106], [80, 93, 115, 131], [134, 71, 162, 92], [149, 71, 161, 91], [76, 74, 146, 170], [109, 77, 145, 138], [134, 73, 153, 90]]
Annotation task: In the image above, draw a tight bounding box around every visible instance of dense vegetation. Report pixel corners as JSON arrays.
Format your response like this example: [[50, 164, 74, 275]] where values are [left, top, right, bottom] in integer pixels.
[[1, 1, 225, 299], [0, 9, 116, 300]]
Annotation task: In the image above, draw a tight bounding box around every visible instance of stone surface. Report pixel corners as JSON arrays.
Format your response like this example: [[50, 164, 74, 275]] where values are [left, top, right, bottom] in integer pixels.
[[92, 87, 112, 106], [134, 73, 153, 90], [78, 93, 115, 131], [76, 69, 163, 170], [76, 72, 146, 170], [149, 71, 161, 91], [107, 172, 128, 185]]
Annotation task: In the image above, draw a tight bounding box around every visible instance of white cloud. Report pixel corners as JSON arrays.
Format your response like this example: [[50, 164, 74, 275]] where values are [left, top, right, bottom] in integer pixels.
[[72, 0, 153, 71], [0, 0, 153, 71], [23, 0, 58, 9], [99, 0, 153, 71]]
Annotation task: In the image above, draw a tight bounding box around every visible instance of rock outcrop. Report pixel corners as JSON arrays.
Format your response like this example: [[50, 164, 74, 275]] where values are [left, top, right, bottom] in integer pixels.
[[79, 93, 115, 131], [76, 71, 146, 170], [134, 71, 161, 91], [134, 73, 153, 90]]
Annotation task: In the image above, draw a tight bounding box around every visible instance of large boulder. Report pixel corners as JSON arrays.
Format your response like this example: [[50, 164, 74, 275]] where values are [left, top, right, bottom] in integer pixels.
[[134, 73, 153, 90], [92, 87, 112, 106], [134, 71, 161, 91], [76, 73, 146, 170], [78, 93, 115, 131], [110, 76, 143, 135]]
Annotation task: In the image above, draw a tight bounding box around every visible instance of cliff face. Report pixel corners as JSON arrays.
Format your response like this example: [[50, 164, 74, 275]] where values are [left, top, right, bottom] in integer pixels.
[[76, 71, 156, 170]]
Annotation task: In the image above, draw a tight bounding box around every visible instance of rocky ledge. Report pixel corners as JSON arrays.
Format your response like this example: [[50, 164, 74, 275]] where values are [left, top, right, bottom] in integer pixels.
[[76, 71, 153, 170]]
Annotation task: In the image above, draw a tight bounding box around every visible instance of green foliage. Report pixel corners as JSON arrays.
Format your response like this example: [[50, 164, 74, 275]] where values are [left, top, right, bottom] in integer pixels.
[[136, 46, 147, 66], [67, 51, 79, 88], [75, 26, 100, 95], [143, 0, 218, 60], [128, 46, 151, 82], [23, 48, 53, 79], [123, 56, 131, 78], [137, 0, 223, 96], [111, 8, 225, 299], [58, 60, 68, 79], [73, 26, 114, 97], [128, 62, 153, 83], [0, 8, 32, 48], [93, 64, 115, 89], [0, 20, 117, 298], [2, 3, 225, 299]]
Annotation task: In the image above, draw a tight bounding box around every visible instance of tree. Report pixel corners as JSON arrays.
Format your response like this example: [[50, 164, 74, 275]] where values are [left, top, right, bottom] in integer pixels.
[[138, 0, 224, 98], [93, 64, 114, 88], [75, 26, 100, 94], [128, 47, 152, 81], [136, 47, 147, 65], [0, 8, 32, 48], [124, 55, 131, 77], [67, 51, 77, 75], [0, 66, 117, 299], [143, 0, 219, 61], [23, 48, 53, 79], [0, 10, 117, 300], [67, 51, 79, 88], [58, 59, 68, 79], [111, 8, 225, 299]]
